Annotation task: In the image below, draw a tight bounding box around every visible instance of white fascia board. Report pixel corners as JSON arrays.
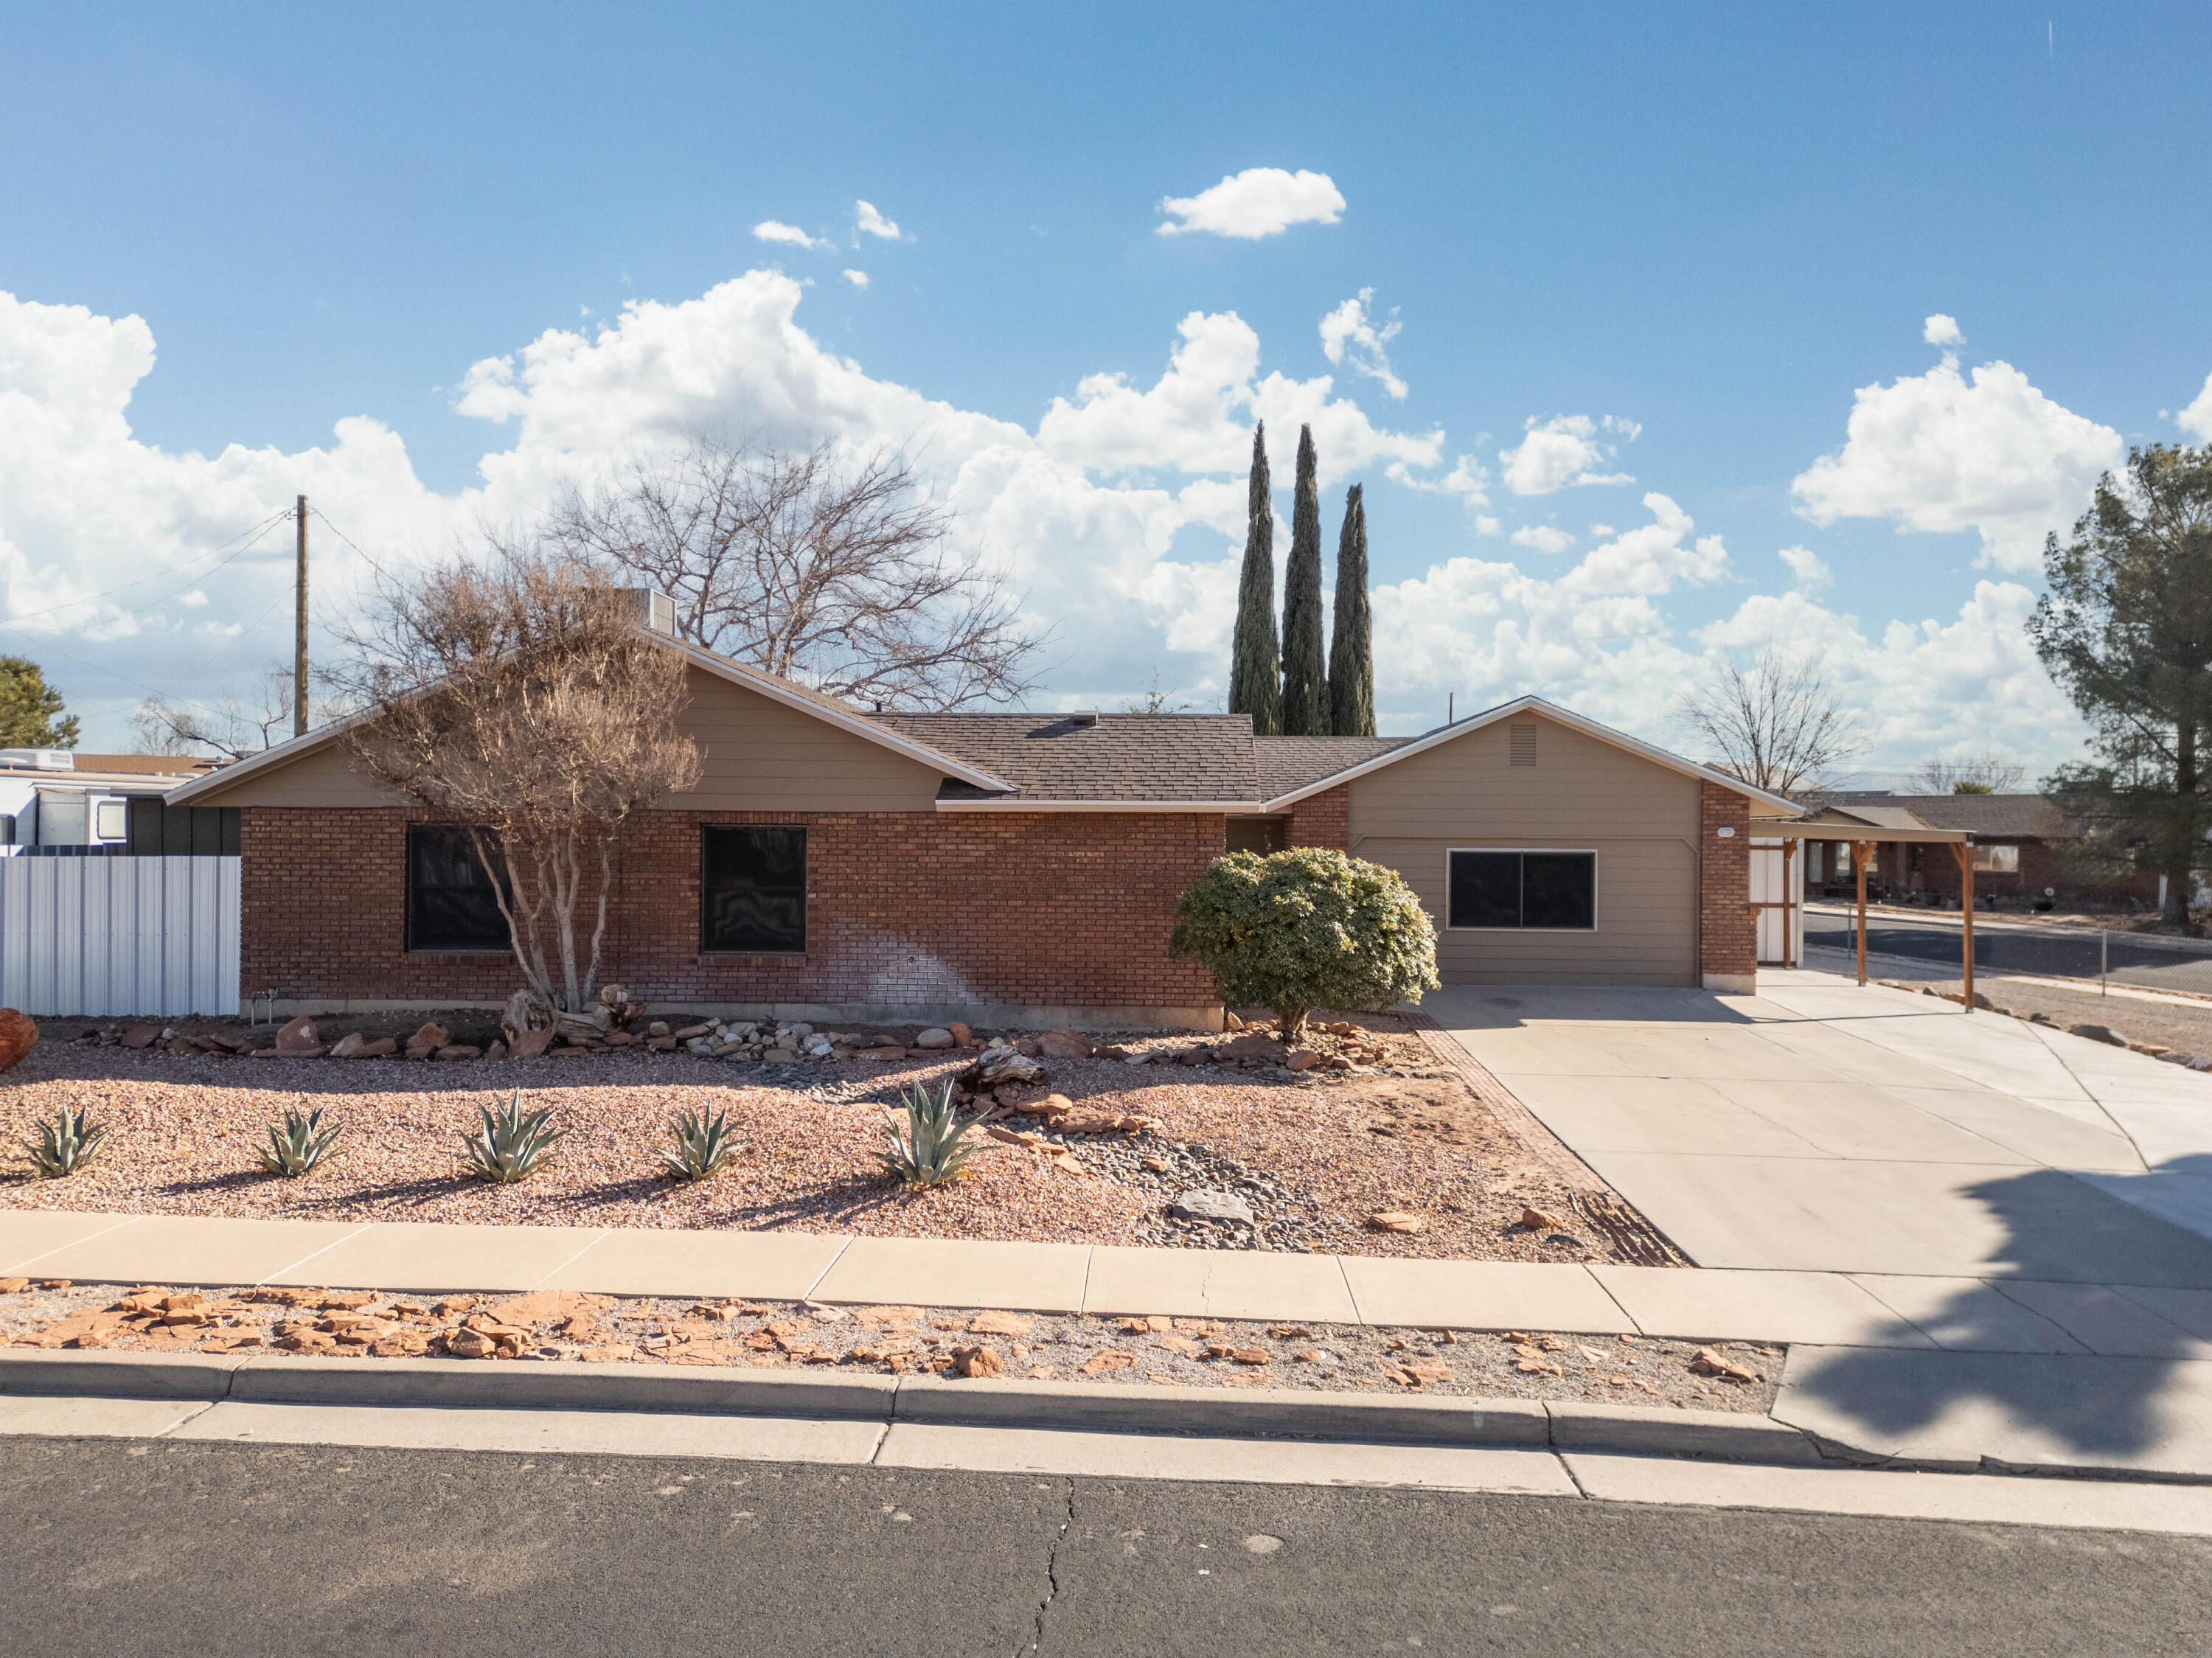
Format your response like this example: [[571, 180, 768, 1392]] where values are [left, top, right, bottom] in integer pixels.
[[1260, 694, 1805, 819], [936, 798, 1262, 813], [676, 644, 1012, 794]]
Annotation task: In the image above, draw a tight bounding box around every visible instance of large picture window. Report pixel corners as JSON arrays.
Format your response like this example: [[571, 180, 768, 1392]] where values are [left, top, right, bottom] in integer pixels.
[[1447, 849, 1596, 930], [701, 826, 807, 953], [406, 826, 512, 952]]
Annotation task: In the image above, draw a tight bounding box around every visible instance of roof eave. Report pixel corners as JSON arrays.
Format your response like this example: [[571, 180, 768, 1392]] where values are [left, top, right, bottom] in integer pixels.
[[935, 798, 1263, 813], [1259, 694, 1805, 818]]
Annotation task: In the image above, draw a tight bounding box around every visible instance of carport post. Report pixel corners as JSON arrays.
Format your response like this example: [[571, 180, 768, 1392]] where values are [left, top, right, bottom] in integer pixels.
[[1947, 840, 1976, 1011], [1854, 840, 1871, 985]]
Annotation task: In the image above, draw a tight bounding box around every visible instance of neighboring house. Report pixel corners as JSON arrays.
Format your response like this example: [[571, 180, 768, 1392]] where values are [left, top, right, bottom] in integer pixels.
[[164, 614, 1798, 1026], [0, 750, 229, 854], [1810, 792, 2160, 906]]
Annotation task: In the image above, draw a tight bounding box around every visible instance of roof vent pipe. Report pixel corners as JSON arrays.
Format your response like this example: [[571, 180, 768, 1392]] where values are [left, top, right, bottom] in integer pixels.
[[1068, 711, 1099, 726]]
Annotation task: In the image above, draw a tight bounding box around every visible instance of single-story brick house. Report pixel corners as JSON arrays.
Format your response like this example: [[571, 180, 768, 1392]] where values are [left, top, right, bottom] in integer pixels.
[[167, 627, 1798, 1027], [1810, 792, 2162, 908]]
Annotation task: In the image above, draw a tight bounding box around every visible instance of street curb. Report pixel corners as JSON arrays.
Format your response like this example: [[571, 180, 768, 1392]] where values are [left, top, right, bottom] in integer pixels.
[[4, 1348, 1823, 1468]]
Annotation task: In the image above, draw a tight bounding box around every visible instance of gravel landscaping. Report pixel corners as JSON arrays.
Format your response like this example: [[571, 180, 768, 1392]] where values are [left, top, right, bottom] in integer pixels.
[[0, 1013, 1673, 1264], [0, 1278, 1781, 1412]]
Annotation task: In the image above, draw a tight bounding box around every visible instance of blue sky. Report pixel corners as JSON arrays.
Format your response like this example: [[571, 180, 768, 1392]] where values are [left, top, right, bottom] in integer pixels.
[[3, 4, 2208, 773]]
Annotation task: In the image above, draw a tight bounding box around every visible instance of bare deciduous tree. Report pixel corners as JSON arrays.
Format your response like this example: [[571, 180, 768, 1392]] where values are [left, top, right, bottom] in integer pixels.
[[551, 435, 1045, 710], [132, 666, 347, 760], [1910, 754, 2029, 795], [333, 546, 700, 1017], [1675, 647, 1864, 796]]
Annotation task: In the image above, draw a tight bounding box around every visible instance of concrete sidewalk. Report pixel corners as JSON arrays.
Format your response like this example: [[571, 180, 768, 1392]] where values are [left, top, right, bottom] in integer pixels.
[[6, 1206, 2211, 1358]]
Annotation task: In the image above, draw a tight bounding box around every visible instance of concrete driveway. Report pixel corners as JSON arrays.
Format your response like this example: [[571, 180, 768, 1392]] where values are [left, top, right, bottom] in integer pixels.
[[1427, 969, 2212, 1287]]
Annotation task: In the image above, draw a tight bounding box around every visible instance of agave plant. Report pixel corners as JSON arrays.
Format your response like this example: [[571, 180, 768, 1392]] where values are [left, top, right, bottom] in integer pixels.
[[21, 1104, 108, 1179], [255, 1105, 343, 1178], [459, 1089, 563, 1183], [877, 1079, 982, 1189], [655, 1107, 740, 1181]]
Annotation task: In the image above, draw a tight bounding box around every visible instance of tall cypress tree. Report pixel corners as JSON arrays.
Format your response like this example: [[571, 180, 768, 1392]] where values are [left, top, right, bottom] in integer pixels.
[[1227, 423, 1281, 735], [1327, 484, 1374, 736], [1279, 425, 1327, 735]]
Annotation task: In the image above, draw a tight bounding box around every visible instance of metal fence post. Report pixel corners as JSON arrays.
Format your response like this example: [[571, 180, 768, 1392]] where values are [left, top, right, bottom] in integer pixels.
[[2101, 930, 2109, 997]]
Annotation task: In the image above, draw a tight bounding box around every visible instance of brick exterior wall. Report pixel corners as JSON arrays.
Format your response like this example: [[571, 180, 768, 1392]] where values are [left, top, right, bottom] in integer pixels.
[[241, 807, 1227, 1015], [1284, 785, 1349, 852], [1698, 781, 1756, 986], [1855, 838, 2161, 906]]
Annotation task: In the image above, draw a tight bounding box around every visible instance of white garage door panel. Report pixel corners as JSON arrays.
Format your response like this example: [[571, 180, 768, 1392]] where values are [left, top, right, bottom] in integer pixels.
[[1357, 837, 1697, 986]]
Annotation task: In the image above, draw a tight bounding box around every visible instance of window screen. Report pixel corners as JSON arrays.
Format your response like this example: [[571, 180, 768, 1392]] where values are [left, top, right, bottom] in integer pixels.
[[701, 826, 807, 952], [1448, 850, 1595, 930], [406, 826, 512, 952]]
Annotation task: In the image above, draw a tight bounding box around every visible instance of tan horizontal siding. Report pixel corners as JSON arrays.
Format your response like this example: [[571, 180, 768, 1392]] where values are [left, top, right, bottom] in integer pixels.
[[1346, 712, 1700, 843], [183, 666, 947, 812], [1360, 835, 1696, 986]]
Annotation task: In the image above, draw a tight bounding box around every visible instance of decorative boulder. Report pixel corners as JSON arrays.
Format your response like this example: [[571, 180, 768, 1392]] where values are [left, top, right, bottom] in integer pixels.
[[914, 1028, 955, 1050], [1038, 1027, 1093, 1059], [947, 1021, 973, 1047], [0, 1009, 36, 1073], [404, 1022, 451, 1058], [275, 1016, 324, 1056], [955, 1048, 1048, 1093]]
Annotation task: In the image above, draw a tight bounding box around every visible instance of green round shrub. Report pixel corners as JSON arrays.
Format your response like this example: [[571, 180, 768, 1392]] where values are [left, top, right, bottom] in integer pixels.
[[1170, 847, 1440, 1042]]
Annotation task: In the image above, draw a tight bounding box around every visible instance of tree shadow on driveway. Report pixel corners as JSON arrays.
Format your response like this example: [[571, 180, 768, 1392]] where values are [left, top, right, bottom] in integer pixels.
[[1784, 1155, 2212, 1464]]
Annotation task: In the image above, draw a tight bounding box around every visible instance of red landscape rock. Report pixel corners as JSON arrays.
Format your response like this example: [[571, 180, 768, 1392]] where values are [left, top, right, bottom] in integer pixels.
[[1039, 1027, 1094, 1059], [274, 1016, 321, 1055], [0, 1009, 41, 1072]]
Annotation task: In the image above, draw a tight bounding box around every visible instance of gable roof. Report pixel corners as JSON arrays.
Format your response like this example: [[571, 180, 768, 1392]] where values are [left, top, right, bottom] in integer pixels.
[[1254, 694, 1804, 818], [166, 636, 1012, 807], [1816, 792, 2067, 839], [159, 609, 1800, 820]]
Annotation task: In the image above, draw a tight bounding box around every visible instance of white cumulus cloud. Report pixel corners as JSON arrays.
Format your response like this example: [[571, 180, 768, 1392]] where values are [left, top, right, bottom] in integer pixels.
[[842, 269, 870, 289], [1778, 546, 1831, 590], [1155, 167, 1345, 239], [855, 201, 904, 241], [1498, 414, 1638, 495], [1509, 525, 1575, 554], [2178, 371, 2212, 439], [1923, 313, 1964, 347], [1790, 332, 2122, 572], [0, 276, 2105, 773], [1318, 289, 1406, 400], [751, 220, 830, 251], [1035, 308, 1441, 482]]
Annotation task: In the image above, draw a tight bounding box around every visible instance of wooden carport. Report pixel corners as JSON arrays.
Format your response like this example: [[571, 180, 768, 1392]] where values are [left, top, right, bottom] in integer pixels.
[[1772, 809, 1979, 1005]]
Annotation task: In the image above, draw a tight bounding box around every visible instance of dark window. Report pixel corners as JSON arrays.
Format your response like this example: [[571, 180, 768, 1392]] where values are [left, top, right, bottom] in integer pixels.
[[1449, 850, 1596, 930], [406, 826, 512, 952], [701, 826, 807, 953]]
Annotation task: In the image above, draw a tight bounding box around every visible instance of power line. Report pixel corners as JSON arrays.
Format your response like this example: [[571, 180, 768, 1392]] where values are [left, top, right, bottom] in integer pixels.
[[0, 506, 293, 631], [310, 506, 400, 582]]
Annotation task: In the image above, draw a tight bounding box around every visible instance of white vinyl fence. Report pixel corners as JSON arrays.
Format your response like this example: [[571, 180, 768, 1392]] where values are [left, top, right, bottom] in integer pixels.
[[0, 855, 240, 1017]]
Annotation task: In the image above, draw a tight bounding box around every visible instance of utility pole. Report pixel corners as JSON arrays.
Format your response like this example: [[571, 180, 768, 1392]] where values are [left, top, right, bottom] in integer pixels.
[[293, 495, 309, 737]]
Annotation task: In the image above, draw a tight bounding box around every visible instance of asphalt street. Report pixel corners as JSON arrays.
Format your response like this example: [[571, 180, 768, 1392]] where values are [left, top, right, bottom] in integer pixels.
[[1, 1437, 2203, 1656], [1804, 906, 2212, 996]]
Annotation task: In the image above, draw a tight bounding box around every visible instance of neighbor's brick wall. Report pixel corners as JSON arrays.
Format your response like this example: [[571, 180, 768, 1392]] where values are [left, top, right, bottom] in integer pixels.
[[1284, 785, 1349, 852], [1698, 781, 1756, 980], [240, 807, 1225, 1010]]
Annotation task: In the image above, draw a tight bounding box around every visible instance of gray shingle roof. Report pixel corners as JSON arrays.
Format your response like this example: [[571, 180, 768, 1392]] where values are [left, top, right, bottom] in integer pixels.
[[1253, 735, 1411, 798], [869, 712, 1265, 802]]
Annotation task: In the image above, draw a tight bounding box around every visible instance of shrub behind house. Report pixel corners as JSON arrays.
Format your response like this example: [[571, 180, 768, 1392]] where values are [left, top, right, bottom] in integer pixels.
[[1170, 848, 1439, 1042]]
